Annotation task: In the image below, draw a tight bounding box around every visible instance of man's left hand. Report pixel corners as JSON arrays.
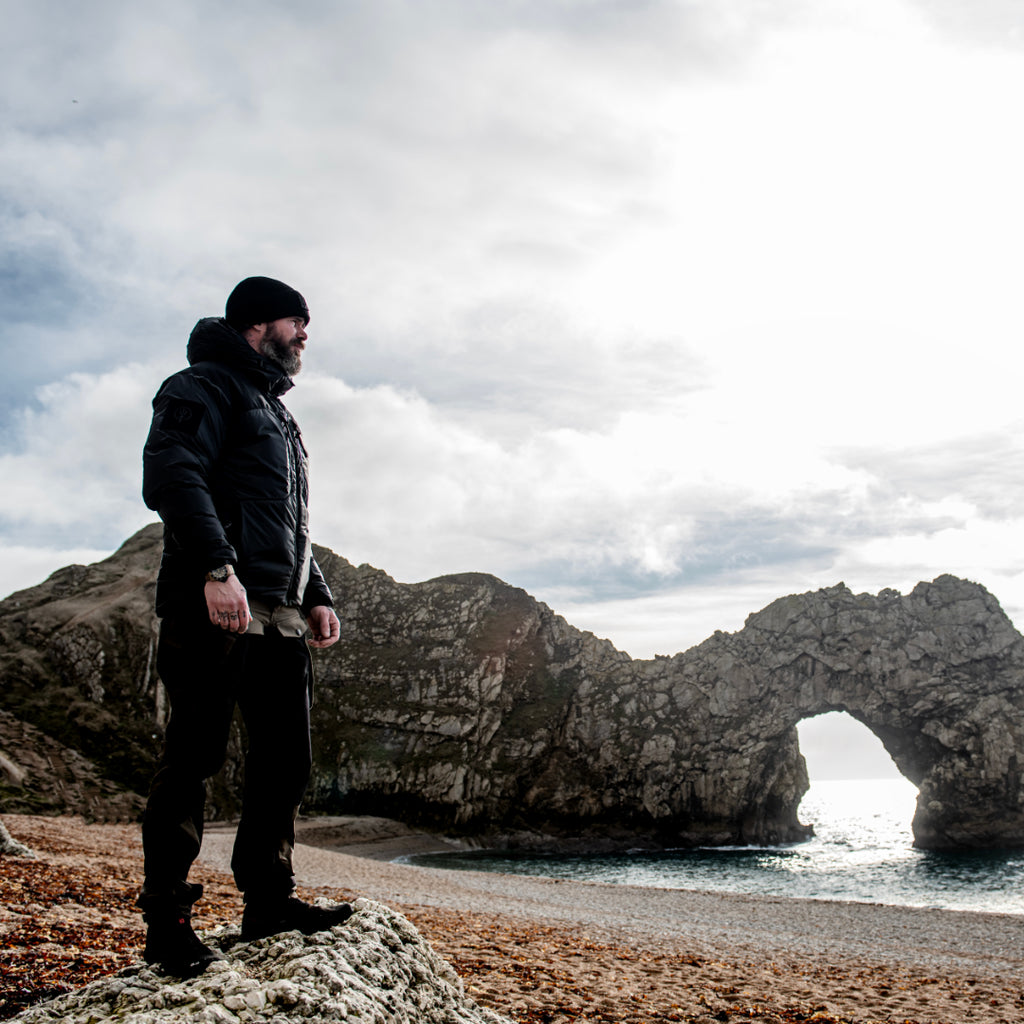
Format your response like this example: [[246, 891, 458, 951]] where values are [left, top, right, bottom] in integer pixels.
[[307, 605, 341, 649]]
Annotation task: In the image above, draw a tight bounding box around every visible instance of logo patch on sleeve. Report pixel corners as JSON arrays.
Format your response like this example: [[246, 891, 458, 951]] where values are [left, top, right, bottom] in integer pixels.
[[159, 398, 206, 436]]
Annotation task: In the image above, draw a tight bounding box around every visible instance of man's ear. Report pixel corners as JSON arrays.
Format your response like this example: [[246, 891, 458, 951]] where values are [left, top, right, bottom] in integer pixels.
[[242, 322, 268, 349]]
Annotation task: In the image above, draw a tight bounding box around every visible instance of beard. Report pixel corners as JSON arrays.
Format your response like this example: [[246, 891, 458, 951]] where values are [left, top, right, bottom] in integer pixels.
[[258, 324, 302, 375]]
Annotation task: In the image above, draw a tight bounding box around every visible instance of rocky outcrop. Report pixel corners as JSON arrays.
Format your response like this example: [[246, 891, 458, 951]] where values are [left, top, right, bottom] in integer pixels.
[[9, 899, 509, 1024], [2, 525, 1024, 850], [0, 526, 243, 820]]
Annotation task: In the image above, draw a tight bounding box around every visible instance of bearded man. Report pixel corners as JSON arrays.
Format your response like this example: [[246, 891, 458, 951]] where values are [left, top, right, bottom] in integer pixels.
[[139, 276, 351, 976]]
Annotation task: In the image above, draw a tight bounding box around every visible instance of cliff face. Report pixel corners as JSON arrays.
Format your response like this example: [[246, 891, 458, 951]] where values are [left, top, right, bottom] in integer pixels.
[[0, 526, 242, 820], [2, 525, 1023, 850], [308, 551, 808, 847]]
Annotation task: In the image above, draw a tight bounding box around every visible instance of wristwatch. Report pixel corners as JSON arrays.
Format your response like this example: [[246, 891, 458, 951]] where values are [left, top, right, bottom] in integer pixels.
[[205, 564, 236, 583]]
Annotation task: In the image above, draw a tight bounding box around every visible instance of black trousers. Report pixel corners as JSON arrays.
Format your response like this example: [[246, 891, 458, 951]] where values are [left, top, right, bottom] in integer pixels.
[[142, 615, 312, 899]]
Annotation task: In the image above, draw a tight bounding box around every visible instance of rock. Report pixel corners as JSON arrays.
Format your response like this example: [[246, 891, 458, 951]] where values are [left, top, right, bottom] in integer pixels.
[[0, 816, 35, 857], [309, 560, 1024, 850], [0, 709, 145, 821], [8, 900, 509, 1024], [0, 525, 242, 819], [2, 526, 1024, 850]]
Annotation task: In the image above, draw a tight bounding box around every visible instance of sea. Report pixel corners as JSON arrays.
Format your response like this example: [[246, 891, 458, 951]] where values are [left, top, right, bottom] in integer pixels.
[[409, 778, 1024, 915]]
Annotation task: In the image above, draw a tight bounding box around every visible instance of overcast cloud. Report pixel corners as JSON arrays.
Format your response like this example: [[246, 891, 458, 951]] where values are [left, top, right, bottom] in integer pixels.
[[4, 0, 1024, 726]]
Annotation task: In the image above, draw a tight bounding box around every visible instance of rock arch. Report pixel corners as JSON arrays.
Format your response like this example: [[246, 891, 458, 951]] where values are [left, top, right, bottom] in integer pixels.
[[311, 559, 1024, 851], [2, 526, 1022, 851], [558, 574, 1024, 851], [722, 576, 1024, 848]]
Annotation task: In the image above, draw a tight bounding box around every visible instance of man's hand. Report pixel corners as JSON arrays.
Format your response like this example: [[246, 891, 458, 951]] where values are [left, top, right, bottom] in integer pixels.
[[307, 605, 341, 648], [205, 575, 251, 633]]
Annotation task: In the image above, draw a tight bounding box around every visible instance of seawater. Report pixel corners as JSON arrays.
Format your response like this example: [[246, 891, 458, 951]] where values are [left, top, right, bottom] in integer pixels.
[[408, 778, 1024, 915]]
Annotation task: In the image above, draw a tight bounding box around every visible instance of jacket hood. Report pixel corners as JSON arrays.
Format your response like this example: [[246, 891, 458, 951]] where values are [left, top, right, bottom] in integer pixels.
[[186, 317, 294, 395]]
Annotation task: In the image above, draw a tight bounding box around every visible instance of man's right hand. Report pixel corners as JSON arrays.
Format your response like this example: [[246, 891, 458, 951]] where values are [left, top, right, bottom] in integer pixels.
[[205, 575, 251, 633]]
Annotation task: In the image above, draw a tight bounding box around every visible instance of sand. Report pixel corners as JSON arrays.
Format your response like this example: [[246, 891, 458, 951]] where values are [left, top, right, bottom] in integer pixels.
[[3, 813, 1024, 1024]]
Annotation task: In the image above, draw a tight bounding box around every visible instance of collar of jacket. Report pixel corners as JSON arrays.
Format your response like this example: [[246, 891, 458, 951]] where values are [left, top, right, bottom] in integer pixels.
[[185, 316, 295, 396]]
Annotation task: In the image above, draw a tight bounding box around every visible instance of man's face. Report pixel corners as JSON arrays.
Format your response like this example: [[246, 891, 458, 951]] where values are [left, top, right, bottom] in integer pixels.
[[257, 316, 307, 375]]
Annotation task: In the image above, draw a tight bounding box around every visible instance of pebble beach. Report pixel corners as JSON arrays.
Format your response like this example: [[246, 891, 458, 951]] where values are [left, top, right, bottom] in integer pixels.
[[2, 814, 1023, 1023]]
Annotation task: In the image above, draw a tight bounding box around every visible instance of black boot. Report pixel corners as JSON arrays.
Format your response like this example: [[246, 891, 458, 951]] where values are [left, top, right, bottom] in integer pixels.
[[241, 892, 354, 941], [138, 882, 225, 978]]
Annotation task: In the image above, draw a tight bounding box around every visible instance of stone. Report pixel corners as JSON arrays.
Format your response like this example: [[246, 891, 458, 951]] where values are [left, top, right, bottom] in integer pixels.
[[8, 900, 509, 1024], [0, 709, 144, 821], [0, 816, 35, 857], [2, 526, 1024, 849]]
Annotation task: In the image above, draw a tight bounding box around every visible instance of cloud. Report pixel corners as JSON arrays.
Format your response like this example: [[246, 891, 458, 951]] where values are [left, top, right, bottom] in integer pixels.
[[291, 368, 897, 602], [4, 0, 1024, 676], [7, 339, 1021, 652], [0, 364, 158, 551], [910, 0, 1024, 49], [0, 543, 116, 603], [842, 433, 1024, 519], [0, 0, 799, 388]]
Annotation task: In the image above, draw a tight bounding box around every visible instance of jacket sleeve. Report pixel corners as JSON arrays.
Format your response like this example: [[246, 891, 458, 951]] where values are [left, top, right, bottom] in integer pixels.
[[301, 556, 334, 613], [142, 370, 237, 570]]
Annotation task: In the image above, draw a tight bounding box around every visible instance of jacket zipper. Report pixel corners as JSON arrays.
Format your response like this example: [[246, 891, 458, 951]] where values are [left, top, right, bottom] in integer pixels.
[[284, 409, 307, 607]]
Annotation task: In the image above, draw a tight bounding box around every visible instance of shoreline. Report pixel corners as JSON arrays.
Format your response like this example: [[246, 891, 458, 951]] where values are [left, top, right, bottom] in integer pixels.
[[202, 815, 1024, 978]]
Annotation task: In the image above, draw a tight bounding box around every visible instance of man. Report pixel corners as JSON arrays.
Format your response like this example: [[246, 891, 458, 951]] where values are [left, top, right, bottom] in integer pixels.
[[139, 276, 351, 977]]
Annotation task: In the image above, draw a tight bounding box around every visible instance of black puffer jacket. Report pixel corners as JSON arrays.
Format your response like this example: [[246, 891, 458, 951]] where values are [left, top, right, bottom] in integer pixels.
[[143, 317, 333, 618]]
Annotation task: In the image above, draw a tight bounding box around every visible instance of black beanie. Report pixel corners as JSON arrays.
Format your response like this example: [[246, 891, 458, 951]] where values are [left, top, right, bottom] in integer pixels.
[[225, 276, 310, 329]]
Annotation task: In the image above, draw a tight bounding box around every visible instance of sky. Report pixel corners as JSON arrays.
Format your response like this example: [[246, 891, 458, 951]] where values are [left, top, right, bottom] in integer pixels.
[[4, 1, 1024, 780]]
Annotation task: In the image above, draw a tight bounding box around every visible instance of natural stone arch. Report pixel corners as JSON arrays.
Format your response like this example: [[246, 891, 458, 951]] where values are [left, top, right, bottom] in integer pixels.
[[683, 576, 1024, 849], [308, 564, 1024, 851], [3, 524, 1022, 851]]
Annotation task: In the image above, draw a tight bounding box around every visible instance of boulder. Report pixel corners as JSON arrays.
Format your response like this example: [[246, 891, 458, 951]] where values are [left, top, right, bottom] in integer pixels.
[[0, 816, 35, 858], [8, 899, 509, 1024]]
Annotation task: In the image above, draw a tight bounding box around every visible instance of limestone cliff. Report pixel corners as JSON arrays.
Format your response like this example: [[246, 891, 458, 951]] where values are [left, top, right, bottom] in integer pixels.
[[2, 525, 1023, 850], [0, 526, 243, 820]]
